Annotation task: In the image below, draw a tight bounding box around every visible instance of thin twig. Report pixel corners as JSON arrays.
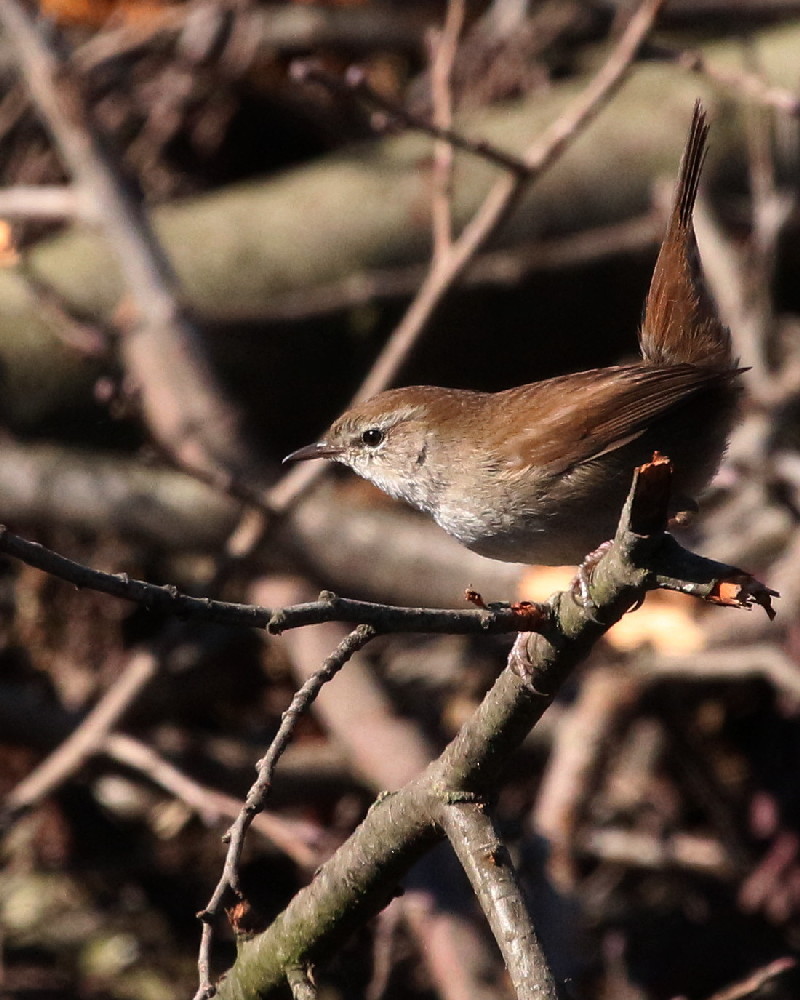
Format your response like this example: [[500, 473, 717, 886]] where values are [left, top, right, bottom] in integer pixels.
[[254, 577, 436, 792], [671, 45, 800, 117], [430, 0, 466, 260], [0, 523, 542, 636], [291, 61, 529, 177], [0, 518, 775, 639], [360, 0, 666, 400], [258, 576, 506, 1000], [194, 625, 378, 1000]]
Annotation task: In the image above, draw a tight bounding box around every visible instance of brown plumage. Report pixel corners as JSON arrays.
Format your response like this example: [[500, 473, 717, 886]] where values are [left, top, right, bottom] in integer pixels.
[[640, 104, 731, 369], [285, 102, 741, 566]]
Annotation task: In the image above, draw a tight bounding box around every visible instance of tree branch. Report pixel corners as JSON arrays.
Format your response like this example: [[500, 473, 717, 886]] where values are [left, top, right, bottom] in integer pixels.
[[195, 625, 378, 999], [210, 458, 777, 999], [440, 800, 558, 1000]]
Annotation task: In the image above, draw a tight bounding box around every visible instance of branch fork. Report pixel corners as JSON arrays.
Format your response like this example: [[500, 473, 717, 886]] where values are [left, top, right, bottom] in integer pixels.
[[211, 455, 776, 998]]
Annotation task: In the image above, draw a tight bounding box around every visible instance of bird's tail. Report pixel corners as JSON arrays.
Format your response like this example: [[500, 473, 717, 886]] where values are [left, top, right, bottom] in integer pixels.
[[639, 101, 734, 370]]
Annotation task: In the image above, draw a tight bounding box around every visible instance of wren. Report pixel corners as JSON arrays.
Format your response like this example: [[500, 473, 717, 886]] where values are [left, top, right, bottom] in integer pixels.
[[285, 103, 740, 566]]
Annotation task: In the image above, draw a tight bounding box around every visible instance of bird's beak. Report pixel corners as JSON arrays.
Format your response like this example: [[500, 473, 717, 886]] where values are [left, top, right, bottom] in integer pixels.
[[282, 441, 343, 464]]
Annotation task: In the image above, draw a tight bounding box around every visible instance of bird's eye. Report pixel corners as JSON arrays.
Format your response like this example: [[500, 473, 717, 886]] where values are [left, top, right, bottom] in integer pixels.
[[361, 428, 384, 447]]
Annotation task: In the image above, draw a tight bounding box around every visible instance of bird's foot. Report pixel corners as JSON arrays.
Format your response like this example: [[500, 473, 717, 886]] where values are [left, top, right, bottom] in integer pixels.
[[571, 540, 614, 611]]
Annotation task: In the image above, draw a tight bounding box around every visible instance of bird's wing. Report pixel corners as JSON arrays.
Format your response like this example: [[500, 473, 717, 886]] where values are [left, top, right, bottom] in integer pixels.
[[492, 364, 737, 476]]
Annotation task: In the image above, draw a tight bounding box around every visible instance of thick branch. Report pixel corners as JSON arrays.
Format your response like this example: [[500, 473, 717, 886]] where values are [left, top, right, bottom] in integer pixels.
[[440, 800, 558, 1000]]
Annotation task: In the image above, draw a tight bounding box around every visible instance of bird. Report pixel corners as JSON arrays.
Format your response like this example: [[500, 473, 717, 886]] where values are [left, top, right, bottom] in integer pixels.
[[284, 102, 740, 568]]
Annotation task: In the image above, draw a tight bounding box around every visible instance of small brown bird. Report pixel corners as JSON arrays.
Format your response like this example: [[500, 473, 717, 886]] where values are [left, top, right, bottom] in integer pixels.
[[285, 103, 740, 566]]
